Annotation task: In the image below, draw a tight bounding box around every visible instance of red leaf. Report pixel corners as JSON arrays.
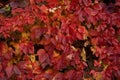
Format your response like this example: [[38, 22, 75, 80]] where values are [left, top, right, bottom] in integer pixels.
[[53, 73, 64, 80], [30, 0, 35, 5], [37, 49, 51, 68], [66, 70, 76, 80], [20, 41, 34, 54], [76, 32, 83, 40], [31, 25, 47, 39], [0, 65, 2, 72], [84, 7, 98, 16], [5, 65, 14, 78], [89, 29, 100, 37], [47, 0, 58, 7], [94, 60, 101, 67], [13, 65, 21, 75], [83, 0, 92, 6], [54, 57, 67, 71], [39, 5, 48, 13], [115, 1, 120, 6], [93, 3, 102, 10]]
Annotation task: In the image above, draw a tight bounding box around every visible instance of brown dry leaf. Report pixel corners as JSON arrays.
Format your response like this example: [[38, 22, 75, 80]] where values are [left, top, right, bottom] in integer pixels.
[[71, 45, 78, 51], [94, 72, 103, 80], [22, 32, 30, 40], [45, 68, 54, 74], [29, 54, 36, 62], [10, 42, 21, 54], [81, 48, 86, 62], [91, 46, 96, 54], [53, 50, 60, 57]]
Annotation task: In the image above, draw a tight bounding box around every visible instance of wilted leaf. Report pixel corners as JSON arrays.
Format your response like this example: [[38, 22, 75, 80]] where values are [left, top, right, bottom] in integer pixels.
[[94, 72, 103, 80], [29, 54, 36, 62], [22, 32, 30, 40], [10, 42, 20, 54], [81, 48, 86, 62], [53, 50, 60, 57]]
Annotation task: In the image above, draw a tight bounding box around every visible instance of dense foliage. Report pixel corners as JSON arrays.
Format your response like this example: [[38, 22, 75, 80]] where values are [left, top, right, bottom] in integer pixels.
[[0, 0, 120, 80]]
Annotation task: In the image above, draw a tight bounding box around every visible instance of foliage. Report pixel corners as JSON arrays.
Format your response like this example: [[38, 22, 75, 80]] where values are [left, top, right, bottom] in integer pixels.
[[0, 0, 120, 80]]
